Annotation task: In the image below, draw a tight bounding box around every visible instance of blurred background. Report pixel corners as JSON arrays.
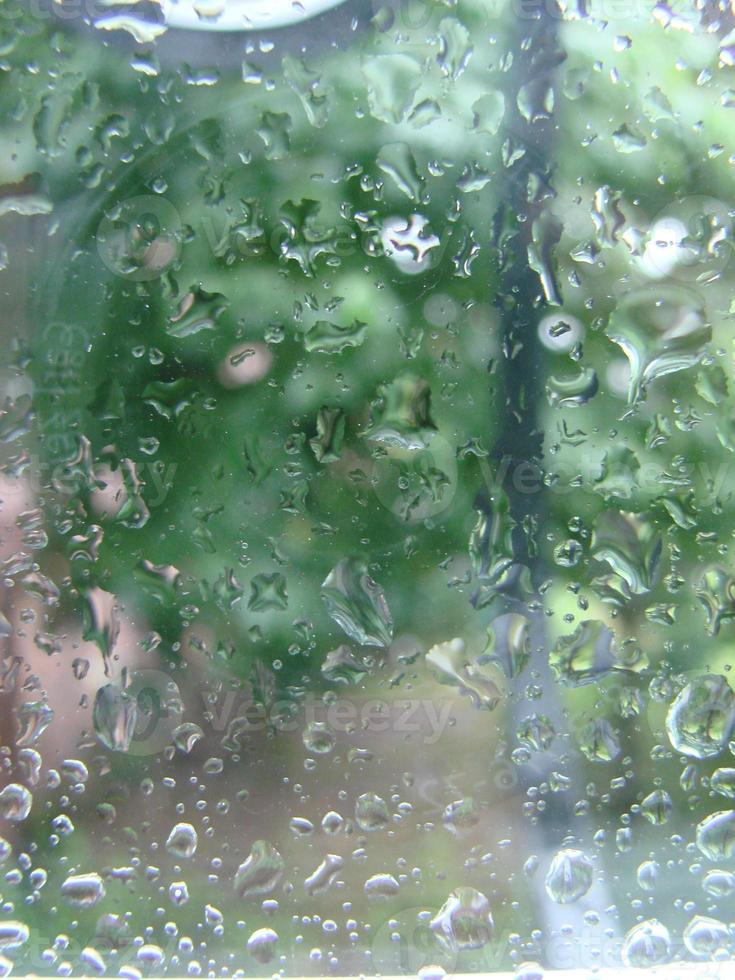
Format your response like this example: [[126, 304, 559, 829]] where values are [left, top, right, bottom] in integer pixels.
[[1, 0, 735, 973]]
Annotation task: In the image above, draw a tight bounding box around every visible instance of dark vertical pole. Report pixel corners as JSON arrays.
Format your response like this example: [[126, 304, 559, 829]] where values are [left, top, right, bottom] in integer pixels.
[[492, 4, 564, 490], [481, 1, 618, 965]]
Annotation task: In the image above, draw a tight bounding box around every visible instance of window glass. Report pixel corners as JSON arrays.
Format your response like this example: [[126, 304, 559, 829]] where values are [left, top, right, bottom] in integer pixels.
[[1, 0, 735, 975]]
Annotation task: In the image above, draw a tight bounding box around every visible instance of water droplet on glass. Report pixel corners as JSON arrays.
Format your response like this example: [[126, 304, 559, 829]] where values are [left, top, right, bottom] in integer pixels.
[[364, 872, 400, 899], [0, 784, 32, 823], [234, 841, 284, 898], [544, 848, 594, 904], [621, 919, 671, 967], [430, 888, 494, 952], [0, 923, 29, 950], [302, 721, 335, 754], [607, 287, 710, 404], [304, 854, 343, 896], [93, 684, 138, 752], [666, 674, 735, 758], [696, 809, 735, 861], [165, 822, 198, 859], [321, 558, 393, 647], [60, 872, 106, 908], [355, 792, 390, 832], [683, 915, 732, 958], [247, 927, 278, 963]]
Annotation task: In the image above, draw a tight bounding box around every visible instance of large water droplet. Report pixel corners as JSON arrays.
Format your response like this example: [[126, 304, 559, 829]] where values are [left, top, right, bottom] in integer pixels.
[[0, 922, 29, 950], [430, 888, 494, 952], [93, 683, 138, 752], [578, 717, 621, 763], [234, 841, 284, 898], [304, 854, 343, 896], [321, 558, 393, 647], [666, 674, 735, 759], [607, 287, 710, 404], [621, 919, 671, 967], [362, 53, 421, 125], [696, 810, 735, 861], [544, 848, 594, 904], [711, 767, 735, 799], [436, 17, 472, 79], [703, 869, 735, 897], [483, 613, 532, 679], [550, 621, 618, 687], [591, 510, 662, 600], [321, 645, 370, 685], [0, 784, 32, 822], [696, 567, 735, 634], [427, 638, 501, 709], [166, 822, 198, 859], [683, 915, 732, 958], [61, 872, 106, 907], [355, 792, 390, 832], [640, 789, 672, 825], [16, 700, 54, 747], [302, 721, 335, 754], [247, 927, 278, 964], [364, 872, 400, 899], [546, 366, 598, 408]]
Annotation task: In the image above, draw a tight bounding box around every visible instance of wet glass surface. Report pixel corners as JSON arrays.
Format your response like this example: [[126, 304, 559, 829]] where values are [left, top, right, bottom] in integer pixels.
[[1, 0, 735, 974]]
